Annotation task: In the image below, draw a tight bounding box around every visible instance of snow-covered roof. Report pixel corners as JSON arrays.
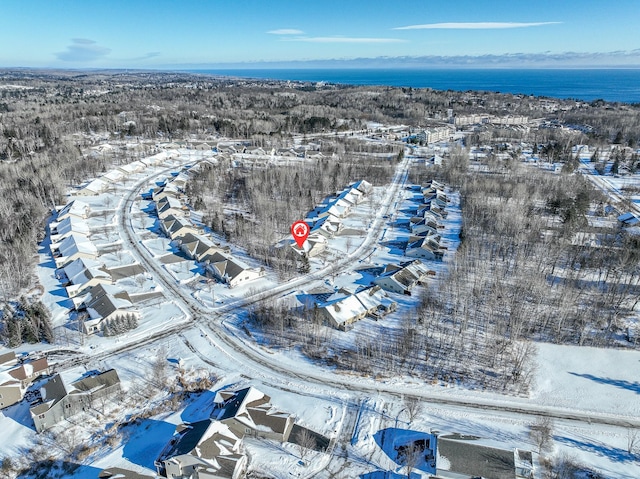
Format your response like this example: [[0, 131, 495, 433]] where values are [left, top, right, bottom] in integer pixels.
[[53, 233, 97, 259], [57, 199, 90, 220]]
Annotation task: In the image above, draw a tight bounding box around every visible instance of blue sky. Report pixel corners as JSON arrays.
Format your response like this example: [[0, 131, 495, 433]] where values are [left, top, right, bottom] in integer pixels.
[[2, 0, 639, 68]]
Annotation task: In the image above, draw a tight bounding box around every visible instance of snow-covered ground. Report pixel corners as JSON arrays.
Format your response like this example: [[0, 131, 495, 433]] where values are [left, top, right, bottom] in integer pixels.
[[4, 141, 640, 479]]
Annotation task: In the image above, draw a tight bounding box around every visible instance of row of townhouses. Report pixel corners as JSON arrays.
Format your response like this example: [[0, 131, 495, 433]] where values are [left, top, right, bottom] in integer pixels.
[[151, 164, 266, 288]]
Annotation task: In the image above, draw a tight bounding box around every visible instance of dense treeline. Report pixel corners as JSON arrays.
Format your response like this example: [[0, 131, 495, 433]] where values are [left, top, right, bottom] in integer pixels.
[[187, 146, 397, 278], [1, 298, 53, 346]]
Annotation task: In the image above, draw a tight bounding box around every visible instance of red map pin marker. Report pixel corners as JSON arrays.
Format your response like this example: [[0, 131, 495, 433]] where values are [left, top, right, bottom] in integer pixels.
[[291, 220, 310, 248]]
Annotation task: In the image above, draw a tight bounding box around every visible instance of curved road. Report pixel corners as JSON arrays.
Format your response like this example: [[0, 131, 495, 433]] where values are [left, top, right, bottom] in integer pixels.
[[110, 154, 640, 430]]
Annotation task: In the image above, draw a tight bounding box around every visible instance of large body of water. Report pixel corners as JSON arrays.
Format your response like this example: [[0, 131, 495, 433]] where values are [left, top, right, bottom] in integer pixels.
[[190, 68, 640, 104]]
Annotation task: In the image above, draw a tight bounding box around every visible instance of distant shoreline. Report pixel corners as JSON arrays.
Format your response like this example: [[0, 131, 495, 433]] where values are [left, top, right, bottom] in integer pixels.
[[188, 68, 640, 103]]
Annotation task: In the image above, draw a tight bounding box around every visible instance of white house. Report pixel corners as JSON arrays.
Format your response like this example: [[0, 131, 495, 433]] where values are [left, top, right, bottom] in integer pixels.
[[206, 253, 266, 288], [51, 233, 98, 268], [80, 284, 139, 334], [57, 200, 91, 221]]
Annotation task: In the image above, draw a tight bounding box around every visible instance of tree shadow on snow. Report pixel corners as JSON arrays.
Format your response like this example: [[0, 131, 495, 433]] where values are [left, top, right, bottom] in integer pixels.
[[556, 435, 636, 463], [360, 470, 419, 479], [568, 372, 640, 394], [373, 428, 437, 474], [180, 389, 217, 422], [121, 418, 176, 469]]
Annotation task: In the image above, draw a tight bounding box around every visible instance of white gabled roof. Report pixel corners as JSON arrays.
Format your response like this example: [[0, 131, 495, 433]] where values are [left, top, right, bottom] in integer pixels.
[[53, 233, 97, 258], [320, 294, 367, 326], [102, 169, 126, 183], [50, 216, 90, 238], [57, 200, 90, 220]]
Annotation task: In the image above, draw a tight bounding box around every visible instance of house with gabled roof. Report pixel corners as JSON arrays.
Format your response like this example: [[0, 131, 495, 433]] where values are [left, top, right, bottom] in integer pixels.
[[74, 177, 109, 196], [79, 284, 139, 334], [57, 200, 91, 221], [161, 214, 199, 241], [350, 179, 373, 195], [155, 419, 246, 479], [51, 233, 98, 268], [410, 214, 441, 236], [156, 196, 187, 219], [305, 215, 343, 239], [374, 260, 433, 295], [58, 257, 112, 299], [50, 216, 91, 243], [30, 369, 121, 433], [212, 386, 295, 443], [290, 233, 328, 258], [102, 169, 126, 184], [0, 353, 50, 409], [316, 293, 369, 330], [313, 286, 397, 330], [117, 161, 146, 176], [406, 234, 446, 261], [152, 182, 184, 202], [206, 253, 265, 288], [179, 232, 228, 263]]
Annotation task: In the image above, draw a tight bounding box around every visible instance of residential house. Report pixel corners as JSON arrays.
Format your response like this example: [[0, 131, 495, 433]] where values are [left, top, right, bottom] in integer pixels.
[[315, 294, 369, 330], [405, 234, 446, 261], [155, 420, 246, 479], [434, 433, 534, 479], [350, 179, 373, 195], [212, 386, 295, 442], [306, 215, 343, 239], [179, 233, 228, 263], [313, 286, 397, 330], [353, 286, 397, 320], [102, 169, 126, 184], [79, 284, 139, 334], [0, 353, 50, 409], [373, 260, 433, 295], [117, 161, 146, 176], [156, 196, 187, 219], [161, 214, 199, 241], [206, 253, 266, 288], [57, 200, 91, 221], [49, 216, 90, 242], [74, 178, 108, 196], [409, 214, 441, 236], [30, 369, 121, 433], [152, 182, 184, 202], [58, 257, 112, 300], [290, 233, 328, 258], [50, 233, 98, 268]]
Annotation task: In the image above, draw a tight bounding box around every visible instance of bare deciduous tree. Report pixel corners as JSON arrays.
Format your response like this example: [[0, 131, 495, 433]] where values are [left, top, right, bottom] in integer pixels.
[[529, 416, 554, 455], [295, 428, 316, 463], [404, 396, 423, 425]]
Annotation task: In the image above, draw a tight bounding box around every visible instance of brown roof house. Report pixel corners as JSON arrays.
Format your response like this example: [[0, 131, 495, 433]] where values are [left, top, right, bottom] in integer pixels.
[[212, 386, 295, 443], [155, 419, 246, 479], [0, 352, 50, 409], [30, 369, 121, 433]]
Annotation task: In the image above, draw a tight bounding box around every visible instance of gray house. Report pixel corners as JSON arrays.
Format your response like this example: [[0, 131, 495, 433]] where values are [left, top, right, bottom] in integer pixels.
[[30, 369, 121, 432]]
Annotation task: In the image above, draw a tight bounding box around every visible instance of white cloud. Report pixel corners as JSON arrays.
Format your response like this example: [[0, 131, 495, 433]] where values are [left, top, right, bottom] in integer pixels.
[[267, 29, 305, 35], [394, 22, 561, 30], [288, 36, 406, 44], [56, 38, 111, 62]]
